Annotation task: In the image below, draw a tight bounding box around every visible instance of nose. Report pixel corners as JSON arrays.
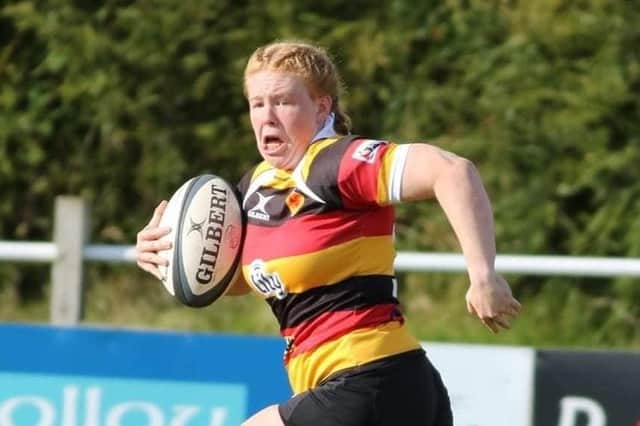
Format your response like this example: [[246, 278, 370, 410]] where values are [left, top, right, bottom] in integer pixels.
[[262, 104, 278, 126]]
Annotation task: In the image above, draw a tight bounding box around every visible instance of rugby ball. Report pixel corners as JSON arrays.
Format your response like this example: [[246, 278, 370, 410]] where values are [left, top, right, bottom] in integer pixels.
[[157, 174, 244, 307]]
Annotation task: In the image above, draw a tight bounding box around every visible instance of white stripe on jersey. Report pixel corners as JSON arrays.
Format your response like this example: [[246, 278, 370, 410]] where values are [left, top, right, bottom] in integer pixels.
[[388, 144, 410, 203]]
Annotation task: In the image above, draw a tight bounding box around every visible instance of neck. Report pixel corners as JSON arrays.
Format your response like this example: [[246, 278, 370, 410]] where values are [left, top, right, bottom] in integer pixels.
[[312, 112, 337, 142]]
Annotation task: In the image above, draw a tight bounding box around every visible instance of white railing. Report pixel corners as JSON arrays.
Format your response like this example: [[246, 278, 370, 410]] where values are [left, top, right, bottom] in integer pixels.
[[2, 196, 640, 325], [396, 252, 640, 277], [0, 243, 137, 263], [5, 243, 640, 277]]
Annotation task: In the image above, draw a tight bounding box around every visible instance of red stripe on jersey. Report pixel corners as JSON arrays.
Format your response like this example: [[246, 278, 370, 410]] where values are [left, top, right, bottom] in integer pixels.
[[338, 140, 392, 209], [281, 304, 402, 363], [243, 207, 394, 261]]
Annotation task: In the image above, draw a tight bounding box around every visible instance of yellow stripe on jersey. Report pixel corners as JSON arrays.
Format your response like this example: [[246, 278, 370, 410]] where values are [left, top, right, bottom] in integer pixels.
[[377, 144, 404, 205], [249, 138, 341, 191], [300, 137, 341, 180], [248, 163, 295, 190], [373, 143, 410, 205], [252, 160, 272, 178], [286, 321, 421, 394], [243, 235, 395, 295], [271, 170, 296, 190]]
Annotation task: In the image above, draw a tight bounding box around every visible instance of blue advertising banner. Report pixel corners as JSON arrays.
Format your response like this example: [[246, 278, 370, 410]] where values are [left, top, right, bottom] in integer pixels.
[[0, 324, 291, 426]]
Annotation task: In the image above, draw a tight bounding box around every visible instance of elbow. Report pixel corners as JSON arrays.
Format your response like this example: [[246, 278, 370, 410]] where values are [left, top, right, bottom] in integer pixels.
[[448, 156, 479, 181], [435, 157, 482, 192]]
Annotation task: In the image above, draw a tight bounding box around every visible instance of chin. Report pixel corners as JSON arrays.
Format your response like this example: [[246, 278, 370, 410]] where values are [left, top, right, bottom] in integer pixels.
[[259, 152, 292, 170], [264, 157, 288, 170]]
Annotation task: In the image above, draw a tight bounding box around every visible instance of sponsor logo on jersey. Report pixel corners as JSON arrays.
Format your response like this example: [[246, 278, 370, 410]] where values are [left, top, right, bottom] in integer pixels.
[[352, 139, 387, 164], [247, 193, 274, 221], [249, 259, 287, 299]]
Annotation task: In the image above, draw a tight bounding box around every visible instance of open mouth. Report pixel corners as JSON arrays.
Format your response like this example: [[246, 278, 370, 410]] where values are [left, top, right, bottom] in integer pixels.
[[263, 135, 286, 153]]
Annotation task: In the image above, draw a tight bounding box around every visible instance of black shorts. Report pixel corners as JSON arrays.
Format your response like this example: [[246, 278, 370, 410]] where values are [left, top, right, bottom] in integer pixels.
[[278, 349, 453, 426]]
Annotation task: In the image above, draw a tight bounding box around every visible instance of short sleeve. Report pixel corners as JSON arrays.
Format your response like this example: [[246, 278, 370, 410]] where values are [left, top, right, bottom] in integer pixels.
[[337, 139, 410, 209]]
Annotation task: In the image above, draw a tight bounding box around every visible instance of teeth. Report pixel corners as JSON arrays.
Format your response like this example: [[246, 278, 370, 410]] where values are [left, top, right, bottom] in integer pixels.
[[265, 138, 282, 146]]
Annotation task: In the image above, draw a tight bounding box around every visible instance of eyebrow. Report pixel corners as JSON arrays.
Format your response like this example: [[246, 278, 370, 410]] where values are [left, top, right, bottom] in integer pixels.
[[249, 90, 295, 101]]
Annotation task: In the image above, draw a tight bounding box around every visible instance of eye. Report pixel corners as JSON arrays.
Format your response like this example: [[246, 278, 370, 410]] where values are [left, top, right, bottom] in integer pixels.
[[250, 101, 264, 109]]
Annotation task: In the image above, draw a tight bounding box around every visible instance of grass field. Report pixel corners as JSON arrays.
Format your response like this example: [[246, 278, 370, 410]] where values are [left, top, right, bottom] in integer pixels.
[[2, 263, 638, 350]]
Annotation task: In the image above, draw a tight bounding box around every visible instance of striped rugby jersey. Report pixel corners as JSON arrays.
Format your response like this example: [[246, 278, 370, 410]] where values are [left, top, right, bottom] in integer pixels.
[[236, 135, 421, 394]]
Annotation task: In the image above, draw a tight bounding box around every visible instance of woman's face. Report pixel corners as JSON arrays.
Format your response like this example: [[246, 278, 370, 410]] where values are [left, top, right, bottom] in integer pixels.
[[246, 70, 330, 170]]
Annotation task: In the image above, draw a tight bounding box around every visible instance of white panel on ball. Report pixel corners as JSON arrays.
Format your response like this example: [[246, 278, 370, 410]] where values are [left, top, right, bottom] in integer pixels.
[[157, 174, 243, 307]]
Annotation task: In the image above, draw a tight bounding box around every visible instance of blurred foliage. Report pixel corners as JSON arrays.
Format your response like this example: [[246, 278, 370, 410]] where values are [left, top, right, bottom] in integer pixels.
[[1, 0, 639, 348]]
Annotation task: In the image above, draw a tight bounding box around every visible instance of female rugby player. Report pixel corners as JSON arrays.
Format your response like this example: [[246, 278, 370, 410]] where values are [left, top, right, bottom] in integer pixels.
[[136, 40, 521, 426]]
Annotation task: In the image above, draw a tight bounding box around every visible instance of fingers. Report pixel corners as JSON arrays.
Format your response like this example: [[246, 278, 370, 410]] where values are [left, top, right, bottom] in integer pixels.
[[482, 318, 499, 334], [471, 300, 519, 334], [135, 200, 172, 280], [135, 236, 171, 271], [466, 300, 476, 315], [137, 261, 163, 281], [137, 230, 172, 250], [480, 315, 511, 334], [137, 250, 169, 267], [505, 303, 521, 317], [137, 251, 169, 281], [484, 302, 519, 333], [492, 315, 511, 330], [145, 200, 168, 229], [466, 287, 522, 333]]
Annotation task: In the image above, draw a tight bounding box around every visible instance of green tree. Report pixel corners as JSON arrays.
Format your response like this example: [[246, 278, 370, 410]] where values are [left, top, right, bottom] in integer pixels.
[[1, 0, 638, 347]]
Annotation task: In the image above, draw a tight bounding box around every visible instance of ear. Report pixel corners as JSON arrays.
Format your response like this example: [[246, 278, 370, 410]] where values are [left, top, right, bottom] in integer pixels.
[[315, 95, 332, 123]]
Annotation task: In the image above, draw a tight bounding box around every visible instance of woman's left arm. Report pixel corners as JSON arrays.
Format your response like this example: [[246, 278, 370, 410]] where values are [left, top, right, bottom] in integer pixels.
[[400, 143, 521, 333]]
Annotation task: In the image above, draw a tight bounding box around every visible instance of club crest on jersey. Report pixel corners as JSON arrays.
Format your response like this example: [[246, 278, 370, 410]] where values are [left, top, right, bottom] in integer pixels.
[[247, 193, 274, 221], [249, 259, 288, 299], [285, 191, 305, 216], [352, 139, 387, 164]]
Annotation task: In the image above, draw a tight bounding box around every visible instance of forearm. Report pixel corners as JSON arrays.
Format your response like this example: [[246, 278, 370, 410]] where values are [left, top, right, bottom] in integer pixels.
[[396, 143, 520, 332], [400, 144, 499, 280], [433, 159, 497, 280]]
